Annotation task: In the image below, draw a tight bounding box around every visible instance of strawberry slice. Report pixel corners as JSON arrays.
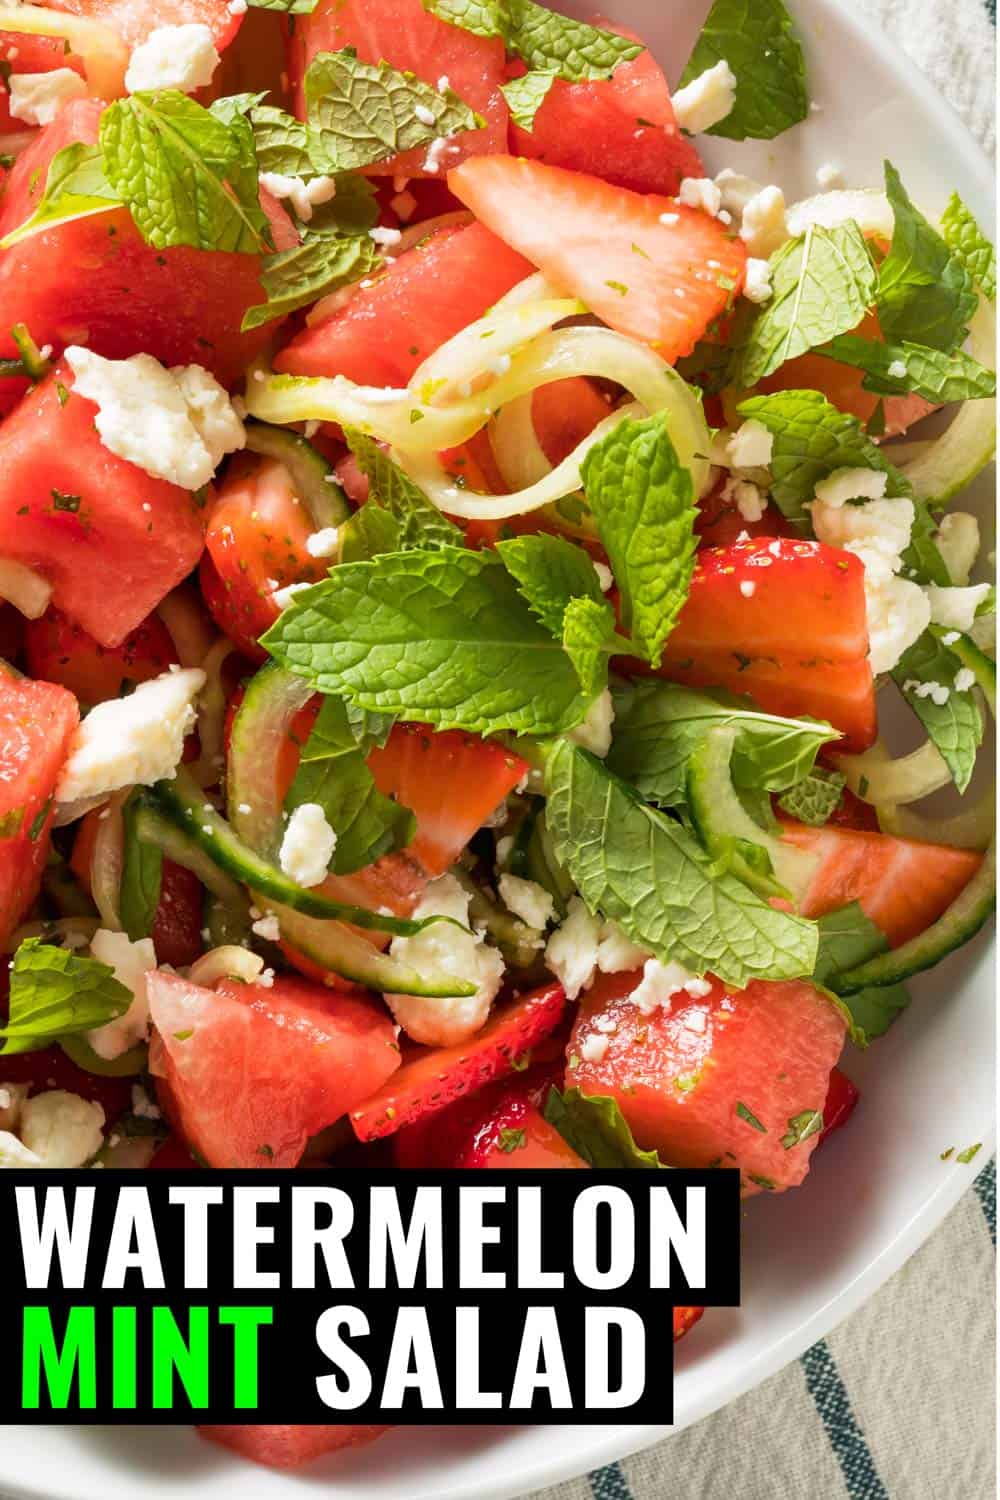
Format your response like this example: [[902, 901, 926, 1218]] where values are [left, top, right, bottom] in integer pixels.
[[819, 1066, 859, 1145], [507, 27, 703, 196], [449, 155, 746, 363], [350, 982, 567, 1141], [198, 1426, 390, 1469], [24, 606, 178, 708], [783, 821, 983, 947]]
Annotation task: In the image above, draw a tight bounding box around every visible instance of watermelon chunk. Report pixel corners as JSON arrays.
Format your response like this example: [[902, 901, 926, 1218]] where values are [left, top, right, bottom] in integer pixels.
[[287, 0, 508, 178], [0, 362, 206, 648], [148, 972, 401, 1168], [275, 221, 532, 387], [450, 154, 747, 363], [0, 33, 84, 134], [568, 969, 847, 1195], [0, 100, 297, 387], [0, 674, 79, 948], [46, 0, 242, 50], [783, 821, 983, 947], [198, 1425, 390, 1469]]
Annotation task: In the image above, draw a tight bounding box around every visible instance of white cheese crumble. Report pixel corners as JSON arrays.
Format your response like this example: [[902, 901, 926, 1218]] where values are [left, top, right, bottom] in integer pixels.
[[305, 526, 341, 559], [544, 896, 601, 1000], [721, 478, 767, 522], [498, 874, 555, 931], [579, 1032, 610, 1063], [8, 68, 87, 126], [423, 137, 451, 174], [568, 689, 615, 759], [934, 511, 980, 585], [369, 225, 403, 247], [743, 257, 773, 304], [887, 358, 908, 380], [593, 560, 614, 592], [740, 580, 756, 598], [86, 930, 156, 1062], [671, 60, 737, 135], [630, 958, 713, 1017], [388, 874, 505, 1046], [903, 678, 950, 706], [954, 667, 976, 693], [596, 921, 650, 974], [816, 161, 844, 190], [251, 913, 282, 943], [814, 467, 888, 507], [56, 667, 205, 804], [739, 185, 788, 258], [258, 171, 337, 223], [279, 803, 337, 888], [20, 1091, 105, 1168], [272, 581, 311, 611], [924, 583, 992, 634], [714, 168, 764, 217], [414, 103, 437, 127], [727, 419, 773, 470], [125, 24, 220, 95], [65, 347, 244, 491], [678, 176, 723, 218]]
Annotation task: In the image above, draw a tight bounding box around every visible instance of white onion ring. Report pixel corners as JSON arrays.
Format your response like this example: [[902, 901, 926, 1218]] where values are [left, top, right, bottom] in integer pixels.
[[0, 559, 51, 620], [189, 945, 265, 987]]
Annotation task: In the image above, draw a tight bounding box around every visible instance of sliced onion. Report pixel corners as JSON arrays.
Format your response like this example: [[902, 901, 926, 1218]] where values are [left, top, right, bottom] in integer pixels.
[[53, 794, 109, 828], [877, 788, 994, 851], [785, 189, 894, 240], [413, 297, 585, 408], [189, 637, 234, 788], [489, 393, 552, 491], [89, 790, 129, 932], [833, 737, 954, 805], [189, 945, 265, 987], [0, 559, 51, 620], [156, 584, 219, 669], [0, 5, 128, 98]]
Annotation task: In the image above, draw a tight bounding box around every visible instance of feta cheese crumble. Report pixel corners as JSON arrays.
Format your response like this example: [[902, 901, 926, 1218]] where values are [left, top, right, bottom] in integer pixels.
[[544, 896, 601, 1000], [630, 958, 713, 1017], [65, 348, 245, 491], [258, 172, 338, 223], [56, 667, 205, 804], [251, 913, 282, 943], [815, 161, 844, 190], [593, 560, 614, 592], [8, 68, 87, 126], [596, 922, 650, 974], [272, 581, 311, 611], [924, 583, 992, 634], [678, 177, 723, 218], [743, 257, 773, 304], [498, 874, 556, 932], [934, 511, 980, 585], [814, 467, 888, 507], [671, 60, 737, 135], [86, 930, 156, 1062], [739, 185, 788, 258], [125, 24, 220, 95], [20, 1091, 105, 1168], [388, 874, 505, 1046], [305, 526, 341, 559], [887, 358, 908, 380], [279, 803, 337, 888], [714, 168, 764, 217], [727, 418, 773, 470], [954, 667, 976, 694], [568, 689, 615, 758], [579, 1033, 610, 1063]]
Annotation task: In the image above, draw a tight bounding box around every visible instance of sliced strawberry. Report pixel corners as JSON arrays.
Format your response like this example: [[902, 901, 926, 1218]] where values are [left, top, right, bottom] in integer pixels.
[[287, 0, 508, 177], [367, 722, 529, 878], [24, 607, 178, 708], [275, 221, 532, 388], [783, 821, 983, 947], [351, 982, 567, 1141], [507, 25, 703, 196], [819, 1066, 859, 1145], [449, 155, 746, 363], [198, 1426, 390, 1469]]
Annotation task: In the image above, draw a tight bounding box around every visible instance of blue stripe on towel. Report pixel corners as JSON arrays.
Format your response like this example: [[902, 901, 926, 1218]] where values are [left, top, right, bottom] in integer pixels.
[[800, 1340, 889, 1499], [974, 1158, 996, 1245], [588, 1462, 634, 1500]]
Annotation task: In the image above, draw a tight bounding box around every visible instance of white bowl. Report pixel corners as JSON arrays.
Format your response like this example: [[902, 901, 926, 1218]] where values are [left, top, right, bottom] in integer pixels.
[[2, 2, 994, 1497]]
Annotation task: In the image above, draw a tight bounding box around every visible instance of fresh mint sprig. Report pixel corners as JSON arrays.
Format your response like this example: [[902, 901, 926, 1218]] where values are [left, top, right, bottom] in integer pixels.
[[678, 0, 808, 141], [1, 939, 132, 1056], [877, 162, 978, 353]]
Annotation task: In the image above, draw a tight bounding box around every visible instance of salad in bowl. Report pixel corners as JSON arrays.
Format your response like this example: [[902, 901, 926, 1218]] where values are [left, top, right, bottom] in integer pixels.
[[0, 0, 993, 1471]]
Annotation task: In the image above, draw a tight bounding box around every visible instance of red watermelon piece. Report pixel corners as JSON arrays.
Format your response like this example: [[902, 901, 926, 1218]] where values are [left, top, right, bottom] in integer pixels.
[[46, 0, 242, 50], [198, 1425, 390, 1469], [0, 673, 79, 948], [148, 971, 401, 1168], [287, 0, 508, 178], [568, 969, 847, 1195], [275, 221, 532, 387], [0, 33, 85, 134]]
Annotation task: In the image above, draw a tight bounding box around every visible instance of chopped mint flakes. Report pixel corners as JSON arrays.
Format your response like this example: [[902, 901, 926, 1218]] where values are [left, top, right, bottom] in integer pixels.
[[736, 1100, 767, 1133]]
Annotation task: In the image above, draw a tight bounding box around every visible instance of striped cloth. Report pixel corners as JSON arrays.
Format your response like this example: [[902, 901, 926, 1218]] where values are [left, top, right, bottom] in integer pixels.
[[527, 4, 997, 1497]]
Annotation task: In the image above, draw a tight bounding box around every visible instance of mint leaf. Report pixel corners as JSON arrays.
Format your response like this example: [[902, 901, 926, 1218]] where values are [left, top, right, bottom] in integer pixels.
[[941, 192, 996, 301], [781, 1109, 823, 1148], [0, 141, 121, 249], [339, 502, 402, 562], [248, 102, 315, 177], [423, 0, 641, 80], [812, 903, 911, 1045], [736, 389, 911, 521], [345, 430, 464, 551], [120, 791, 163, 941], [562, 596, 616, 696], [421, 0, 502, 37], [242, 232, 380, 331], [822, 334, 996, 403], [776, 766, 845, 825], [736, 222, 877, 386], [581, 413, 697, 667], [285, 695, 415, 874], [877, 162, 977, 353], [609, 679, 838, 808], [679, 0, 807, 140], [892, 630, 984, 794], [901, 497, 951, 587], [100, 90, 271, 254], [544, 1087, 665, 1168], [301, 697, 396, 758], [544, 741, 818, 987], [208, 92, 269, 128], [1, 939, 132, 1056], [262, 546, 590, 736], [304, 173, 379, 235], [305, 49, 482, 174], [496, 532, 604, 636], [500, 70, 555, 130]]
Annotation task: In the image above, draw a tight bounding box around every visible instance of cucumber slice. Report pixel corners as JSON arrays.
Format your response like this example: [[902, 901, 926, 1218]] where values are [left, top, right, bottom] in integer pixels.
[[133, 798, 249, 930], [60, 1035, 148, 1078], [453, 866, 544, 970], [686, 726, 819, 903], [244, 422, 350, 529], [270, 901, 476, 998], [227, 661, 314, 857]]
